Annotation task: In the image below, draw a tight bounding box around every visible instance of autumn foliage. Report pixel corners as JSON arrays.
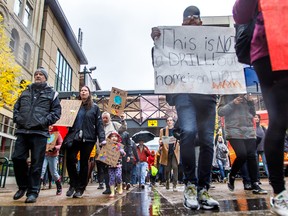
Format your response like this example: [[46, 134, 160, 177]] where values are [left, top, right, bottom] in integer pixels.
[[0, 15, 30, 110]]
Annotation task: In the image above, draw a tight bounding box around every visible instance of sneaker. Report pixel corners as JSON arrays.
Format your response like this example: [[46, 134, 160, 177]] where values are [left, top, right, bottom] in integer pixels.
[[102, 188, 111, 194], [66, 186, 75, 197], [73, 189, 84, 198], [55, 180, 62, 195], [97, 183, 104, 190], [252, 182, 268, 195], [270, 190, 288, 216], [227, 173, 235, 191], [244, 183, 253, 190], [198, 188, 219, 210], [183, 183, 200, 210], [141, 184, 145, 189]]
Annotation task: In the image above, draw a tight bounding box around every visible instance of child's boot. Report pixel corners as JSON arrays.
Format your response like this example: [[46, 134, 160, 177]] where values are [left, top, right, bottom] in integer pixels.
[[118, 183, 123, 195], [109, 186, 115, 198]]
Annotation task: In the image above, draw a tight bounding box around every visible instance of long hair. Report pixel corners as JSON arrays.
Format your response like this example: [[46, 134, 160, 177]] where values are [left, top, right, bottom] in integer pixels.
[[78, 85, 93, 110]]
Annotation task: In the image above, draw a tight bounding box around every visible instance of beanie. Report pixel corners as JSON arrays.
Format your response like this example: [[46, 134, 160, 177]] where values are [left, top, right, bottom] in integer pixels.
[[183, 6, 200, 19], [35, 67, 48, 80]]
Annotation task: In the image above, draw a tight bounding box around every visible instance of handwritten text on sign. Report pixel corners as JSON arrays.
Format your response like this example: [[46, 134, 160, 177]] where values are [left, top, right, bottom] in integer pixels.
[[153, 26, 246, 94]]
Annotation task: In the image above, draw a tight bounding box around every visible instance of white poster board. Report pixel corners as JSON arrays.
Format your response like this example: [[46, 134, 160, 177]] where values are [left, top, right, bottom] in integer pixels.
[[153, 26, 246, 95]]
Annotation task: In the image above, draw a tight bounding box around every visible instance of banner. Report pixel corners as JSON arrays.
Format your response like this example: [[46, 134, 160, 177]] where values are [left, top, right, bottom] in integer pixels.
[[260, 0, 288, 71], [107, 87, 127, 116], [46, 132, 59, 152], [54, 100, 82, 127], [153, 26, 246, 94], [96, 139, 124, 167]]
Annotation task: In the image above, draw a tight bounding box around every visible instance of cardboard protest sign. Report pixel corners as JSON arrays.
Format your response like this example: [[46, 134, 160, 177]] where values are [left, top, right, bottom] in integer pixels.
[[162, 136, 177, 145], [46, 132, 59, 151], [153, 26, 246, 94], [96, 139, 124, 167], [260, 0, 288, 71], [54, 100, 82, 127], [107, 87, 127, 116]]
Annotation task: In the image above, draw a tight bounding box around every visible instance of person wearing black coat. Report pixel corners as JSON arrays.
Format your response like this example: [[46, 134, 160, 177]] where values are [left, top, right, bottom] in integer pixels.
[[65, 86, 105, 198]]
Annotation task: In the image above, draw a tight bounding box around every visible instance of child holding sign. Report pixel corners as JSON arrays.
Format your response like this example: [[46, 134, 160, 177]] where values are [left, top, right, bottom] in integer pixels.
[[107, 131, 126, 198]]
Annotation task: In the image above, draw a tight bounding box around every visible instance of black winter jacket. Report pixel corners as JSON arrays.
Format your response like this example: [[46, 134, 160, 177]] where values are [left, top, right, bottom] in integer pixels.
[[13, 83, 61, 137]]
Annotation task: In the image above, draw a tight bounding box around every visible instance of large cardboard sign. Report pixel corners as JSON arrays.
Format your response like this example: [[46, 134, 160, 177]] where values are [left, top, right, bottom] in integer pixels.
[[107, 87, 127, 116], [153, 26, 246, 94], [46, 132, 59, 152], [96, 139, 124, 167], [54, 100, 82, 127], [260, 0, 288, 71]]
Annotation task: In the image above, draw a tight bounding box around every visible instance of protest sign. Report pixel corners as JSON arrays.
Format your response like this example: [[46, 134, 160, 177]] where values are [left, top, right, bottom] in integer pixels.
[[54, 100, 82, 127], [153, 26, 246, 94], [162, 136, 177, 145], [260, 0, 288, 71], [96, 139, 124, 167], [107, 87, 127, 116], [46, 132, 59, 152]]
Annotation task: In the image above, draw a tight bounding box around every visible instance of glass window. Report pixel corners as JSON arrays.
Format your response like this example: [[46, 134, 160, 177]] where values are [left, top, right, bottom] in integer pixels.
[[9, 29, 19, 56], [55, 50, 72, 92], [23, 2, 32, 28], [23, 43, 31, 68], [13, 0, 22, 17]]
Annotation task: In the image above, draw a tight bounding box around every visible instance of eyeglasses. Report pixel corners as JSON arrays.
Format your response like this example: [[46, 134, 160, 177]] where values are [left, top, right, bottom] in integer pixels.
[[187, 15, 200, 20]]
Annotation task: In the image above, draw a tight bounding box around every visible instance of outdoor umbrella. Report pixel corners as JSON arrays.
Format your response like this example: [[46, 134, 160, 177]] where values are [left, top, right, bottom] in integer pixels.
[[131, 130, 156, 143]]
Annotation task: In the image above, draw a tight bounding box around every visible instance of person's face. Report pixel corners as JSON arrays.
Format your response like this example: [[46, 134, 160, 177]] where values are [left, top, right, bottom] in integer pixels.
[[34, 71, 46, 83], [80, 86, 90, 101], [102, 114, 110, 124], [218, 136, 223, 142], [110, 134, 118, 142], [182, 15, 202, 26], [254, 115, 260, 123], [166, 118, 174, 127], [139, 140, 144, 145], [49, 126, 53, 131]]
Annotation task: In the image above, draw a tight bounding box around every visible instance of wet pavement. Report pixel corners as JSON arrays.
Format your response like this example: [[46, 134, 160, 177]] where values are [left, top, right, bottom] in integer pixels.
[[0, 177, 285, 215]]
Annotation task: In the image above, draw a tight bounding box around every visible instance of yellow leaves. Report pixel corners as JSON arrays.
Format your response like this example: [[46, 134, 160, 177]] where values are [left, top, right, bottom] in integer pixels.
[[0, 15, 27, 110]]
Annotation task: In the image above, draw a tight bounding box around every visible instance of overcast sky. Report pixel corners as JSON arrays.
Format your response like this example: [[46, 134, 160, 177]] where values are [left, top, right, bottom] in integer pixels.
[[57, 0, 234, 91]]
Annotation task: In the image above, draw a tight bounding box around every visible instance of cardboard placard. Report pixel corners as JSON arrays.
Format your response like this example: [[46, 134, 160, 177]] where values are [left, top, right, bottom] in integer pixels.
[[46, 132, 59, 152], [260, 0, 288, 71], [162, 136, 176, 145], [107, 87, 127, 116], [54, 100, 82, 127], [96, 139, 124, 167]]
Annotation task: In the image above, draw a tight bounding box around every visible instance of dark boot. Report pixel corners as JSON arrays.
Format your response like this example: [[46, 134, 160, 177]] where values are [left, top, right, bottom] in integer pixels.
[[55, 179, 62, 195], [102, 187, 111, 194]]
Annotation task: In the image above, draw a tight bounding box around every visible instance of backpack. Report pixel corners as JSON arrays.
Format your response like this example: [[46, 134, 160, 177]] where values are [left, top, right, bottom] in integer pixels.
[[234, 6, 258, 65]]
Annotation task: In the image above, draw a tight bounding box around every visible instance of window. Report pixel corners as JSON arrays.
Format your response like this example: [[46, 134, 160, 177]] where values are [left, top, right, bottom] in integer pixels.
[[13, 0, 22, 17], [9, 29, 19, 56], [23, 2, 32, 28], [55, 50, 72, 92], [23, 43, 31, 68]]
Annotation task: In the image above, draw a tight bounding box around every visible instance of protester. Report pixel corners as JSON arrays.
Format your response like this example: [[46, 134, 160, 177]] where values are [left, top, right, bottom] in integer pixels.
[[107, 131, 126, 198], [215, 136, 229, 183], [218, 94, 267, 195], [130, 139, 140, 187], [65, 85, 105, 198], [97, 111, 127, 194], [159, 117, 180, 192], [151, 5, 219, 210], [233, 1, 288, 214], [136, 140, 151, 189], [12, 67, 61, 203], [147, 150, 156, 186], [40, 125, 63, 195]]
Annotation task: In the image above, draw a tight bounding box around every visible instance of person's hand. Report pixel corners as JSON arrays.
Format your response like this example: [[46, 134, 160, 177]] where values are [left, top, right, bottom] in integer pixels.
[[233, 96, 244, 105], [246, 93, 253, 101], [151, 27, 161, 40], [126, 156, 130, 162]]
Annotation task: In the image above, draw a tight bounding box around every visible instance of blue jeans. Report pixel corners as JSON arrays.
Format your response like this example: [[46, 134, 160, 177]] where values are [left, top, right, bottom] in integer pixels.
[[41, 155, 60, 181], [216, 159, 226, 180], [137, 162, 148, 185], [174, 94, 216, 190], [130, 164, 138, 184]]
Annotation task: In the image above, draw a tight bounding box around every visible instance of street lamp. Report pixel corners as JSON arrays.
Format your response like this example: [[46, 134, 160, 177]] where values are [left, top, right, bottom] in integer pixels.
[[80, 66, 97, 86]]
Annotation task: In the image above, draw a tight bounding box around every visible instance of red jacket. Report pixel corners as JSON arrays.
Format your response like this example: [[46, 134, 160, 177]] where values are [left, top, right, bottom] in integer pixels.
[[136, 144, 150, 162], [147, 155, 155, 170]]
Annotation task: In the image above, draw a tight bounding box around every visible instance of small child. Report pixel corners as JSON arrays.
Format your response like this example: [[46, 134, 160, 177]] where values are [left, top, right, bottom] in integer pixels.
[[107, 131, 126, 198]]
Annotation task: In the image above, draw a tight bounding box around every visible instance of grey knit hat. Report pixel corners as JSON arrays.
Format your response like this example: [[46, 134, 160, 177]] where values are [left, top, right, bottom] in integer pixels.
[[35, 67, 48, 80], [183, 6, 200, 19]]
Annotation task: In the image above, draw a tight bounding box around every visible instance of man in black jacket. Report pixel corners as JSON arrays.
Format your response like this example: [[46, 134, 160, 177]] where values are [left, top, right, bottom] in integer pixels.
[[12, 67, 61, 203]]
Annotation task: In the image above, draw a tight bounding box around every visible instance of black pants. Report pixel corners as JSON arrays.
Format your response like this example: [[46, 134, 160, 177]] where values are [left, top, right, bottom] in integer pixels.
[[253, 56, 288, 194], [229, 139, 258, 184], [122, 161, 133, 185], [66, 140, 94, 191], [12, 134, 47, 197], [96, 161, 109, 189]]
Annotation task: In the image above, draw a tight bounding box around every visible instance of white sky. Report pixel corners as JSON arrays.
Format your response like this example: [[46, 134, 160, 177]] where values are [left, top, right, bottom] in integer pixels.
[[57, 0, 234, 91]]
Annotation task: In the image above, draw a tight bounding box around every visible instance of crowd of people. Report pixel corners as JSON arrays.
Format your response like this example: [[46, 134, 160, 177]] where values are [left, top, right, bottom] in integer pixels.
[[11, 1, 288, 215]]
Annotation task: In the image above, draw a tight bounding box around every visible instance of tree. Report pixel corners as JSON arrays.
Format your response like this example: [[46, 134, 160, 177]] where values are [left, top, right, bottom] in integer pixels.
[[0, 15, 30, 110]]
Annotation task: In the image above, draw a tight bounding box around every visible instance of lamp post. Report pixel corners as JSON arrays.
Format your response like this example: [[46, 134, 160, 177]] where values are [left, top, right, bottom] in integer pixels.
[[80, 66, 96, 86]]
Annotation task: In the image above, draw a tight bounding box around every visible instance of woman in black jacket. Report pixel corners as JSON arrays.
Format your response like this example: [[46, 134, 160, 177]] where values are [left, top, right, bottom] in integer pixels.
[[65, 86, 106, 198]]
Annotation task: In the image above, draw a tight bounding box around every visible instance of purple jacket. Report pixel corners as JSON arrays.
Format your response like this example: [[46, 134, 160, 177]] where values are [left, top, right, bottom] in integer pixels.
[[233, 0, 269, 63]]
